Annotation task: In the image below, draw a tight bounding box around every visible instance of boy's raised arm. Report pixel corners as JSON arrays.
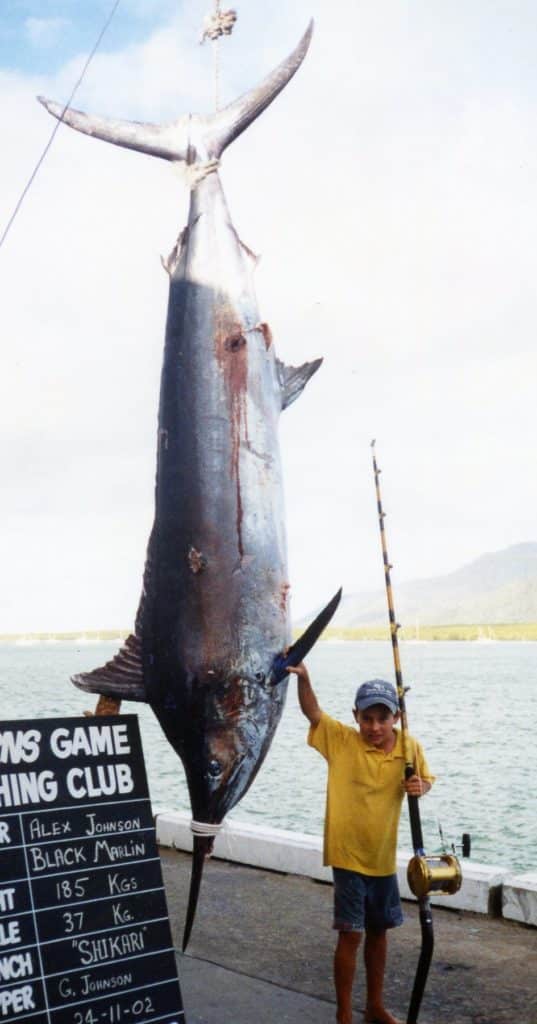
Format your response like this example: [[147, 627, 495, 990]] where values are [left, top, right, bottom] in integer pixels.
[[286, 662, 322, 726]]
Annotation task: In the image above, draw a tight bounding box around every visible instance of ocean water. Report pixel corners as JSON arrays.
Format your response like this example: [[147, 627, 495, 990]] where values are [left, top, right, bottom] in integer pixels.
[[0, 639, 534, 873]]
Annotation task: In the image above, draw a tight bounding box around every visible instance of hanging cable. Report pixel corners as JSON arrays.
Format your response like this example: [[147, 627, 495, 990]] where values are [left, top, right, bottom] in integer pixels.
[[0, 0, 122, 253]]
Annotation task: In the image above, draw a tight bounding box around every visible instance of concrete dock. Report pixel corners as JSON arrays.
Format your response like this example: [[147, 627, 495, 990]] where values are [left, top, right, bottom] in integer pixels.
[[161, 847, 537, 1024]]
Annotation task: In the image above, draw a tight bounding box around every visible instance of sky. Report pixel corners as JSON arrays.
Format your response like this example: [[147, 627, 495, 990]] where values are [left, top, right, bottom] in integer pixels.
[[1, 0, 537, 632]]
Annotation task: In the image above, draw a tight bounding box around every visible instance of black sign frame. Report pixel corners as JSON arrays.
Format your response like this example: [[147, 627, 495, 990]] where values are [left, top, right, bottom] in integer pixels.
[[0, 715, 185, 1024]]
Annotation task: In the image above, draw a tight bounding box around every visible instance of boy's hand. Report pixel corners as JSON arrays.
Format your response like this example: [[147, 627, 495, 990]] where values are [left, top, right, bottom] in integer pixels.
[[285, 661, 310, 684], [404, 775, 431, 797]]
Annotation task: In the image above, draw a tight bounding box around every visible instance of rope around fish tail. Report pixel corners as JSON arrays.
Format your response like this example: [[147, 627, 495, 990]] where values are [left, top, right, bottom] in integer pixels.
[[200, 1, 238, 111]]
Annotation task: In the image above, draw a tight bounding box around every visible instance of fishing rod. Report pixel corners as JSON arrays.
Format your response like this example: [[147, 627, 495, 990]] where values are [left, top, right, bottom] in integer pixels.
[[370, 440, 463, 1024]]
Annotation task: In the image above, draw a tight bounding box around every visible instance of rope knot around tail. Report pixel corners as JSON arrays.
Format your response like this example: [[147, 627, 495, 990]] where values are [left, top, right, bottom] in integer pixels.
[[200, 9, 237, 43], [171, 157, 220, 193]]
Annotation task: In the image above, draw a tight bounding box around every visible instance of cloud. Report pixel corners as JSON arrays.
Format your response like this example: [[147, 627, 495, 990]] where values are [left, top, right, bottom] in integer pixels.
[[24, 16, 70, 49], [2, 2, 537, 630]]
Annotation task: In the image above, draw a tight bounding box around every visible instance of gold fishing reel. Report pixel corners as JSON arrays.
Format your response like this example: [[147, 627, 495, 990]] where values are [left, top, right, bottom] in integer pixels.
[[407, 853, 462, 899]]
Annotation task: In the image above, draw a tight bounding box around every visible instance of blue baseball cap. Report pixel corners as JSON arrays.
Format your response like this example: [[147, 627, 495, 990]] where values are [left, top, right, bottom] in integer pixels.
[[354, 679, 398, 714]]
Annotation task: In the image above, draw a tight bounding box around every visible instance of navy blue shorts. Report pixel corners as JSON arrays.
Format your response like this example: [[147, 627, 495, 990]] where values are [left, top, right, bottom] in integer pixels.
[[332, 867, 404, 933]]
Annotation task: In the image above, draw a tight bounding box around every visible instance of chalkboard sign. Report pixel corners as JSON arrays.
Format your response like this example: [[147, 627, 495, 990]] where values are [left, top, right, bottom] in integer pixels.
[[0, 715, 184, 1024]]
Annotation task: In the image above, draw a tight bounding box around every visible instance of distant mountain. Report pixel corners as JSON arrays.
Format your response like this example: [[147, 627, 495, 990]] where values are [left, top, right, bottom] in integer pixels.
[[318, 542, 537, 627]]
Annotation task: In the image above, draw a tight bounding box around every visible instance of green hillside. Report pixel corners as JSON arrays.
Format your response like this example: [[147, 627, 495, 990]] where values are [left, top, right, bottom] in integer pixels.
[[304, 542, 537, 638]]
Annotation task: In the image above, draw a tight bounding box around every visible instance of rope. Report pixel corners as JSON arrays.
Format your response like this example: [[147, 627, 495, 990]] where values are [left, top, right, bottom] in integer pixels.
[[190, 819, 224, 837], [214, 37, 220, 112], [200, 7, 237, 43], [0, 0, 122, 254], [200, 3, 237, 112], [173, 157, 220, 192]]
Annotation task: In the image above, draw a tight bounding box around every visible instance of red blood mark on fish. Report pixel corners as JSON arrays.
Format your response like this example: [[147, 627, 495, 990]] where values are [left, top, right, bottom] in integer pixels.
[[214, 306, 249, 559], [280, 582, 291, 613], [256, 322, 273, 350], [220, 677, 246, 719]]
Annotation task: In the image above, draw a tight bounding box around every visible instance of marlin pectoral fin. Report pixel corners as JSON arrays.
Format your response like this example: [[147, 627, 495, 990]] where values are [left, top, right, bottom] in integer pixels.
[[270, 587, 342, 684], [71, 634, 147, 701], [277, 357, 323, 410]]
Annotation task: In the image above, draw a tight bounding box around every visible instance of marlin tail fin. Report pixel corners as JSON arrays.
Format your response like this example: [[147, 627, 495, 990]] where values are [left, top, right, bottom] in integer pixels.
[[38, 22, 313, 166], [209, 21, 313, 157]]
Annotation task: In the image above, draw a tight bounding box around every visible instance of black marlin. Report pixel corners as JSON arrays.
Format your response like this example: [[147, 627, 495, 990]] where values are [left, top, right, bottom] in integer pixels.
[[39, 21, 341, 947]]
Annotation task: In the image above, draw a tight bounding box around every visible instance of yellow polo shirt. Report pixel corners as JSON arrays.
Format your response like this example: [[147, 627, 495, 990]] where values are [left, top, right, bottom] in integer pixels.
[[308, 712, 434, 876]]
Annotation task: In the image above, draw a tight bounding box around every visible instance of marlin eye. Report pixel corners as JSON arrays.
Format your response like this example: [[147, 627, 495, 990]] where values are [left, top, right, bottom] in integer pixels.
[[207, 759, 222, 778], [255, 671, 265, 683]]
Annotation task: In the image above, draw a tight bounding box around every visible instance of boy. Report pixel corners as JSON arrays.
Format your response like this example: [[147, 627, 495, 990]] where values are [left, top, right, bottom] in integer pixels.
[[287, 663, 433, 1024]]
